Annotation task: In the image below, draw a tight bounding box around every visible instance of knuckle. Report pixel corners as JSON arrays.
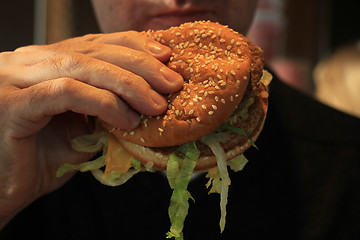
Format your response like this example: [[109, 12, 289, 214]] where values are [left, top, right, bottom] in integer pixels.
[[124, 30, 143, 39], [115, 71, 149, 99], [41, 78, 76, 102], [49, 78, 75, 97], [98, 90, 117, 110], [14, 45, 39, 52], [48, 53, 88, 76], [127, 50, 151, 66], [0, 51, 16, 67]]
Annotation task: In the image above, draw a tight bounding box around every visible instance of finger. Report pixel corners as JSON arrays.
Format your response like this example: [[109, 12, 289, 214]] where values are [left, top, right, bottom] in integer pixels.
[[12, 54, 169, 116], [86, 44, 183, 93], [81, 31, 172, 62], [11, 78, 141, 137]]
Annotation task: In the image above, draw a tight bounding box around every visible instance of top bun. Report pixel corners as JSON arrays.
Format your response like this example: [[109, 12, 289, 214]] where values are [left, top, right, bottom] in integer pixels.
[[105, 21, 264, 147]]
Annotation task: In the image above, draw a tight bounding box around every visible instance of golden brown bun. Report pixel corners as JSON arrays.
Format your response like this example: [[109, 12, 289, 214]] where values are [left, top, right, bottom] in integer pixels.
[[104, 21, 264, 147], [117, 82, 268, 171]]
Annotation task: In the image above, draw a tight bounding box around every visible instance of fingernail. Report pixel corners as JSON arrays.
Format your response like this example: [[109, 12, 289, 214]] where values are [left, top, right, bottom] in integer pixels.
[[147, 41, 168, 55], [150, 90, 166, 107], [160, 66, 183, 83]]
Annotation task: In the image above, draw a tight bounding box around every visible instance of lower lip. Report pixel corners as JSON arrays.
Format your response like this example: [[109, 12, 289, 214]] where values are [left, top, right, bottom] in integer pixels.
[[146, 12, 217, 30]]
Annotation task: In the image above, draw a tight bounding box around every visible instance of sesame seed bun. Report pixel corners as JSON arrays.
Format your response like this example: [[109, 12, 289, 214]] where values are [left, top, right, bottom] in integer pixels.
[[104, 21, 264, 148], [115, 81, 268, 171], [101, 21, 269, 171]]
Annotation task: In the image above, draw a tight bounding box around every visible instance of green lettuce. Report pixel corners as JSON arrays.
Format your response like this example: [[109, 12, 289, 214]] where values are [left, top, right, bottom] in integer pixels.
[[166, 142, 200, 240]]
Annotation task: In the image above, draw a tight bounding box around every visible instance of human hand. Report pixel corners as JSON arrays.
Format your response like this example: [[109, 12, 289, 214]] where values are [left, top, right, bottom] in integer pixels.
[[0, 31, 183, 227]]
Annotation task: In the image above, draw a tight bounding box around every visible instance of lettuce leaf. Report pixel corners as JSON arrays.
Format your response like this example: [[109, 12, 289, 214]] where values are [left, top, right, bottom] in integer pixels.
[[56, 156, 106, 178], [166, 142, 200, 239], [200, 134, 230, 233], [227, 154, 248, 172]]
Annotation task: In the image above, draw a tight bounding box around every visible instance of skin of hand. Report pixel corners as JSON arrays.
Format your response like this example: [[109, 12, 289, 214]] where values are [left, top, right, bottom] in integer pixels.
[[0, 31, 183, 226]]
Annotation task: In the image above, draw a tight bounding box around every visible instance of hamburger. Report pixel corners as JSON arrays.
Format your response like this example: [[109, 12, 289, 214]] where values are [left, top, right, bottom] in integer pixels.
[[57, 21, 271, 239]]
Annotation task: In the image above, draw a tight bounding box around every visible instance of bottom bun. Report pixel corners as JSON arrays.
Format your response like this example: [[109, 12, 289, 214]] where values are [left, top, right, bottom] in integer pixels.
[[118, 83, 268, 172]]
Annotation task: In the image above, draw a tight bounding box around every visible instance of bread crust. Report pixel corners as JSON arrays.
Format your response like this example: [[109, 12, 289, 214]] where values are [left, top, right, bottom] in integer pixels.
[[118, 82, 268, 171], [104, 21, 264, 147]]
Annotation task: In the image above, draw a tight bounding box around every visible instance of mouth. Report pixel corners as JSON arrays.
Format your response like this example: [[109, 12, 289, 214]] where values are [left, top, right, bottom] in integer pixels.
[[147, 8, 217, 30]]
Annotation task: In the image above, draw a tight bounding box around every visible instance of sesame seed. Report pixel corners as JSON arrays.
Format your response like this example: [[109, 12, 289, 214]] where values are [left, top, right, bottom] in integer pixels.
[[130, 131, 135, 135], [243, 76, 248, 80], [212, 105, 218, 110], [189, 109, 194, 115], [158, 128, 164, 132], [221, 98, 226, 104], [231, 70, 236, 75], [122, 132, 128, 137], [217, 74, 222, 80], [140, 138, 145, 143], [202, 105, 207, 109], [215, 96, 219, 101], [196, 117, 201, 122], [208, 111, 214, 115]]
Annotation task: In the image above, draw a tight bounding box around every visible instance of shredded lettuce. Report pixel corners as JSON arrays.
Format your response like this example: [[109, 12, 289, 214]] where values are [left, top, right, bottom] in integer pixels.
[[69, 129, 108, 153], [58, 118, 256, 238], [205, 168, 221, 194], [228, 154, 248, 172], [166, 142, 200, 240], [56, 156, 106, 178], [58, 126, 145, 186], [200, 134, 230, 233], [91, 168, 141, 187]]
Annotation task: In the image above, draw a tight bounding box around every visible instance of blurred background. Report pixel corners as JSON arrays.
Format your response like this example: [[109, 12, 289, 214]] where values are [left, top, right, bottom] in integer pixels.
[[1, 0, 359, 116]]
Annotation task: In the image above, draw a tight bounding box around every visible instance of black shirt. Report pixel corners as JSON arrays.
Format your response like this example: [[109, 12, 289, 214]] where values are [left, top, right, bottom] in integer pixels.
[[2, 75, 360, 240]]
